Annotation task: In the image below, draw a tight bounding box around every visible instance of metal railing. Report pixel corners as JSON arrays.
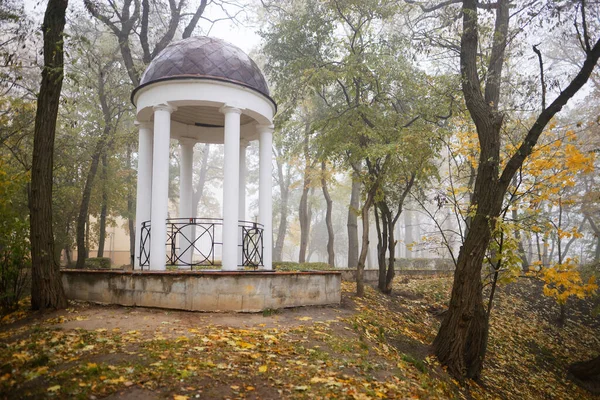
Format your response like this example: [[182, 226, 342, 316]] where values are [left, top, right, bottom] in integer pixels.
[[138, 218, 264, 270]]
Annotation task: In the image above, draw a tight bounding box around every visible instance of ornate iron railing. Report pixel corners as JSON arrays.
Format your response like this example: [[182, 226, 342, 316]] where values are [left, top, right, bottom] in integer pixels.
[[138, 218, 264, 270]]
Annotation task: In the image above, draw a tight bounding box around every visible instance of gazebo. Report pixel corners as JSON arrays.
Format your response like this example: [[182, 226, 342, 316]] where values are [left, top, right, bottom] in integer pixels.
[[131, 36, 275, 271]]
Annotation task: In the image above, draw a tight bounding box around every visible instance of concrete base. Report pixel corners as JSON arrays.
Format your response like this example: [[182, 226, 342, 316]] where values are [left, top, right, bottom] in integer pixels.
[[61, 270, 341, 312]]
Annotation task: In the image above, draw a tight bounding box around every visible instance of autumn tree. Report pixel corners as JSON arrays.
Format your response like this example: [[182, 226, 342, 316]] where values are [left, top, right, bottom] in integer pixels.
[[66, 26, 130, 269], [29, 0, 69, 310], [423, 0, 600, 380], [261, 0, 451, 294]]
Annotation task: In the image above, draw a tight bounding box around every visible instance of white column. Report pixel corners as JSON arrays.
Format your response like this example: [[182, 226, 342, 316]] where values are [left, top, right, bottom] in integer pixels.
[[220, 106, 242, 271], [239, 140, 248, 222], [178, 137, 195, 266], [258, 125, 274, 270], [149, 104, 176, 270], [134, 121, 153, 268]]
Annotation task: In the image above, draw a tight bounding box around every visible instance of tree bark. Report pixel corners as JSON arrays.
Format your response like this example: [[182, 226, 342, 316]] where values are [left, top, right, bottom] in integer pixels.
[[321, 161, 335, 267], [29, 0, 69, 310], [356, 188, 376, 297], [274, 151, 290, 262], [375, 204, 388, 292], [299, 125, 311, 263], [97, 153, 108, 257], [75, 140, 104, 267], [347, 172, 360, 268], [512, 208, 529, 271]]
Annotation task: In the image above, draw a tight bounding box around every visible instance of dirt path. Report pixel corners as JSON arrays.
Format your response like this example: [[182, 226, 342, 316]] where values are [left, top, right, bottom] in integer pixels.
[[53, 301, 354, 337]]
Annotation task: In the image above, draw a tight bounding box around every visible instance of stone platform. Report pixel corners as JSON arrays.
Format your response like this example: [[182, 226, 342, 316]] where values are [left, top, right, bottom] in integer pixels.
[[61, 270, 341, 312]]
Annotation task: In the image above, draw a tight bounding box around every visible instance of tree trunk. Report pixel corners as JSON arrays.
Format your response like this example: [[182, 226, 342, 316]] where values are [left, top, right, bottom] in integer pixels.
[[190, 143, 210, 251], [569, 355, 600, 394], [97, 153, 108, 257], [375, 204, 388, 292], [356, 188, 376, 297], [512, 208, 529, 271], [75, 135, 107, 268], [347, 172, 360, 268], [298, 125, 311, 263], [29, 0, 69, 310], [321, 161, 335, 267], [433, 205, 496, 379], [192, 143, 210, 218], [385, 219, 396, 294], [76, 62, 113, 268], [64, 246, 72, 266], [274, 154, 290, 262]]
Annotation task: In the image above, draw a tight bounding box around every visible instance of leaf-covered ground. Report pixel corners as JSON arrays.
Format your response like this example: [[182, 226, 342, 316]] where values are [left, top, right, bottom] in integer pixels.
[[1, 276, 598, 399]]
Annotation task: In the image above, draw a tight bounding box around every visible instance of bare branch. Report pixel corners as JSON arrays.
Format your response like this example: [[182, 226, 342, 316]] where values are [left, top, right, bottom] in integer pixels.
[[532, 44, 546, 110], [182, 0, 208, 38], [500, 37, 600, 188], [405, 0, 498, 13]]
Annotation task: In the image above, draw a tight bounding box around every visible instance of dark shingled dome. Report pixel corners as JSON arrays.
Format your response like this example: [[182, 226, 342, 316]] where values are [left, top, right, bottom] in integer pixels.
[[138, 36, 270, 97]]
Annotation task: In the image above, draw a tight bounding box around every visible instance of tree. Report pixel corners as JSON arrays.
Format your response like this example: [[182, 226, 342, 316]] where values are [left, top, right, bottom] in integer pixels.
[[431, 0, 600, 380], [320, 161, 335, 267], [261, 0, 450, 294], [74, 55, 128, 269], [273, 142, 292, 262], [29, 0, 69, 310]]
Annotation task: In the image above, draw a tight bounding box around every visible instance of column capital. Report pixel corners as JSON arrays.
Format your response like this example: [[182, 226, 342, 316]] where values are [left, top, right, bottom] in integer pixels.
[[179, 136, 197, 146], [240, 138, 250, 147], [256, 124, 274, 134], [153, 103, 177, 113], [219, 105, 242, 115], [135, 120, 153, 130]]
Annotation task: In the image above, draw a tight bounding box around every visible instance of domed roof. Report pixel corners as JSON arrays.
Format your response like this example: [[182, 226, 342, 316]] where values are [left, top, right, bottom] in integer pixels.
[[137, 36, 270, 97]]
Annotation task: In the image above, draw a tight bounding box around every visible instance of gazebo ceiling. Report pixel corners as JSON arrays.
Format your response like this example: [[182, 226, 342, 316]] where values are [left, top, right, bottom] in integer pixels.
[[169, 105, 255, 127], [138, 36, 270, 98]]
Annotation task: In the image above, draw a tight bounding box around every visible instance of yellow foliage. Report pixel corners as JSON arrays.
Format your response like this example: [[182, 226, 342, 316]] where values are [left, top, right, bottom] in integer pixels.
[[539, 260, 598, 305]]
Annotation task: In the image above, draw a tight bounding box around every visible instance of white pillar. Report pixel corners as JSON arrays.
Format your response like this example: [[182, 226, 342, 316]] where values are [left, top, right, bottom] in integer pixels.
[[134, 121, 153, 268], [149, 104, 176, 270], [239, 140, 248, 222], [220, 106, 242, 271], [258, 125, 274, 270], [178, 137, 195, 266]]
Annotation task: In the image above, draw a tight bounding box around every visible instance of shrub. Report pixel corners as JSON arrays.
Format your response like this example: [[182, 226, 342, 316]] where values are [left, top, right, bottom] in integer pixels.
[[84, 257, 111, 269], [0, 216, 31, 314], [274, 262, 332, 271], [0, 165, 31, 314]]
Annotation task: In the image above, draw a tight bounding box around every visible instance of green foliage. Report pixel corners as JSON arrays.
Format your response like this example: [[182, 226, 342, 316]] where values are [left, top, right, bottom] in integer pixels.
[[394, 258, 455, 270], [274, 261, 333, 271], [83, 257, 111, 270], [0, 162, 30, 313]]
